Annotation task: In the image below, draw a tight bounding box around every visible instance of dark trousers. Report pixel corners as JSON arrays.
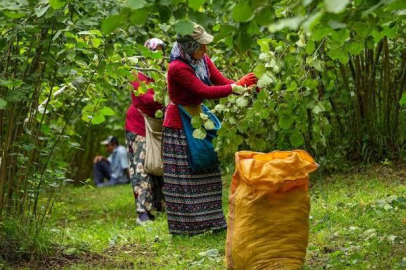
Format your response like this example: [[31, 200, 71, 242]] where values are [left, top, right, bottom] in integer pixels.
[[93, 160, 111, 185]]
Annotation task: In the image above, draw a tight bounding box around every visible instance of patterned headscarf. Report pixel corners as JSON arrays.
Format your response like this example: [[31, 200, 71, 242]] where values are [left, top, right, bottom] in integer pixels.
[[170, 41, 211, 86], [144, 38, 166, 51]]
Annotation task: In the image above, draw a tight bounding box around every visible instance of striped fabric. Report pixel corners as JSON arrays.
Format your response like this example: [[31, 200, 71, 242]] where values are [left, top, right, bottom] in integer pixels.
[[162, 127, 227, 235]]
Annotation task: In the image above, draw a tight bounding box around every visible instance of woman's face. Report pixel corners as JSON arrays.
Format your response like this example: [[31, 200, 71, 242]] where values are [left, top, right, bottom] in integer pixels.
[[192, 44, 207, 60]]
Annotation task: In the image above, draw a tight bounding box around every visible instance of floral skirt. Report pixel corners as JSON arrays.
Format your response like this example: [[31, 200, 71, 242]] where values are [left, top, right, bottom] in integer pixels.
[[162, 127, 227, 235], [126, 131, 164, 214]]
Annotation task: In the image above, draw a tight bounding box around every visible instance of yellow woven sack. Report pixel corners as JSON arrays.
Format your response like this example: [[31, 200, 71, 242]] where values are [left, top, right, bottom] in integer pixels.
[[226, 150, 319, 270]]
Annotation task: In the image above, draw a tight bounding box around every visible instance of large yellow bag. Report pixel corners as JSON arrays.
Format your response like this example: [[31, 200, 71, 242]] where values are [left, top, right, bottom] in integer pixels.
[[226, 150, 318, 270]]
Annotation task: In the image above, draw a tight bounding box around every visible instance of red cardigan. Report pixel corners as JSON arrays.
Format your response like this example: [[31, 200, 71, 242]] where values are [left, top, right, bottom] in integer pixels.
[[125, 72, 163, 137], [163, 55, 234, 128]]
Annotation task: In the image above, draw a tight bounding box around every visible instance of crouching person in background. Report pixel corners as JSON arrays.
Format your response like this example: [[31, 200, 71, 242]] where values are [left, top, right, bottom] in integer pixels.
[[93, 136, 130, 187]]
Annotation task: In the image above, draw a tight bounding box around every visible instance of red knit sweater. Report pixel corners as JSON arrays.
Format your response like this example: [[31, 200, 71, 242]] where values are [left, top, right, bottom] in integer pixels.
[[125, 72, 163, 137], [163, 55, 234, 128]]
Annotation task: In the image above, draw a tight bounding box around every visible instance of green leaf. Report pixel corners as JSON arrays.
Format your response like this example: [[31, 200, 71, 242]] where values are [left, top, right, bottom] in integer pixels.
[[236, 97, 248, 108], [249, 138, 267, 151], [287, 33, 299, 43], [193, 128, 207, 140], [91, 114, 105, 125], [311, 27, 332, 41], [254, 64, 266, 78], [399, 93, 406, 106], [0, 98, 7, 110], [234, 30, 252, 52], [331, 29, 349, 43], [3, 11, 27, 19], [279, 114, 294, 129], [35, 5, 50, 17], [204, 119, 215, 130], [325, 0, 350, 13], [269, 17, 303, 32], [191, 116, 203, 129], [101, 14, 123, 35], [0, 79, 23, 88], [130, 8, 149, 25], [255, 8, 273, 26], [287, 81, 298, 92], [100, 106, 115, 116], [304, 79, 318, 89], [127, 0, 147, 9], [328, 46, 349, 64], [49, 0, 66, 9], [189, 0, 205, 10], [290, 131, 304, 147], [91, 38, 102, 48], [174, 21, 195, 36], [155, 110, 163, 118], [328, 20, 346, 29], [347, 42, 364, 55], [257, 74, 273, 88], [306, 40, 316, 54], [40, 124, 51, 134], [312, 104, 323, 114], [257, 89, 268, 101], [232, 3, 253, 22], [257, 38, 271, 52], [22, 143, 35, 152]]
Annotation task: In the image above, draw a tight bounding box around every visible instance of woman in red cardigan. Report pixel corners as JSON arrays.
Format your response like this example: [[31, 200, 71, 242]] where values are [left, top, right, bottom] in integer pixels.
[[163, 24, 258, 235], [125, 38, 166, 225]]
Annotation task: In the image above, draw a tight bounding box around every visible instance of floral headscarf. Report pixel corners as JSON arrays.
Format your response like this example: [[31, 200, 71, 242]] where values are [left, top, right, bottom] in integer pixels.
[[144, 38, 166, 51], [170, 41, 211, 86]]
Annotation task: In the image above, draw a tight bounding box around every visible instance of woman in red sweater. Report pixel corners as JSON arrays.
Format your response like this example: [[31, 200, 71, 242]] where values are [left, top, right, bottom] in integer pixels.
[[125, 38, 166, 225], [163, 24, 258, 235]]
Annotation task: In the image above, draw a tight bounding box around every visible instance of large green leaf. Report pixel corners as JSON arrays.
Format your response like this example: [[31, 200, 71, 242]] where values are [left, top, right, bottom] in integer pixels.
[[3, 11, 27, 19], [127, 0, 147, 9], [130, 8, 149, 25], [269, 17, 302, 32], [232, 3, 253, 22], [101, 14, 123, 35], [35, 5, 50, 17], [100, 106, 115, 116], [49, 0, 66, 9], [0, 98, 7, 110], [174, 21, 194, 36], [254, 64, 266, 78], [255, 8, 274, 26], [325, 0, 350, 13], [279, 114, 294, 129], [290, 131, 304, 147], [189, 0, 205, 10], [257, 74, 273, 88], [91, 114, 106, 125]]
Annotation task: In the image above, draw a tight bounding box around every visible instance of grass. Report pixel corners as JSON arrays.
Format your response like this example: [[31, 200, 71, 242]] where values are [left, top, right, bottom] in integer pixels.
[[4, 165, 406, 269]]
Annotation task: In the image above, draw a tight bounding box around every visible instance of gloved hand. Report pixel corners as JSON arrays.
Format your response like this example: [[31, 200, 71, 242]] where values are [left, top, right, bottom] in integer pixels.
[[236, 73, 258, 87]]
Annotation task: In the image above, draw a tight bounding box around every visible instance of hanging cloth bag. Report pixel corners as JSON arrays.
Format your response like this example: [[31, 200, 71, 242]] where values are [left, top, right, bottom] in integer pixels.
[[138, 109, 164, 176], [178, 104, 221, 172]]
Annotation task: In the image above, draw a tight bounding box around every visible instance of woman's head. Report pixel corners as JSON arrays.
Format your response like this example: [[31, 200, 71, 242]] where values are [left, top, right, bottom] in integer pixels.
[[176, 24, 212, 60], [144, 38, 166, 53], [144, 38, 166, 70]]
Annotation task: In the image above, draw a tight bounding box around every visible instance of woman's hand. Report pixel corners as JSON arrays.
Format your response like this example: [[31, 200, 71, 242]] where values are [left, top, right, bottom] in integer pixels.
[[236, 73, 258, 87]]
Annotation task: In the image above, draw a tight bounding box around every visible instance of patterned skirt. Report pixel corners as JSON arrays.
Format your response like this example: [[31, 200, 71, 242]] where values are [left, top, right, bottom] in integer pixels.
[[162, 127, 227, 235], [126, 131, 164, 214]]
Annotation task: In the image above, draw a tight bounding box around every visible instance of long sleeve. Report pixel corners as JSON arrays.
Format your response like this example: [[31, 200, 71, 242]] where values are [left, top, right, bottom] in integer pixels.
[[169, 62, 232, 100], [205, 55, 235, 86]]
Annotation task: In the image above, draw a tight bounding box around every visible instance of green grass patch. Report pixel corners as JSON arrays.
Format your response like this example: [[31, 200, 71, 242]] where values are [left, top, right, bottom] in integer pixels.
[[5, 167, 406, 269]]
